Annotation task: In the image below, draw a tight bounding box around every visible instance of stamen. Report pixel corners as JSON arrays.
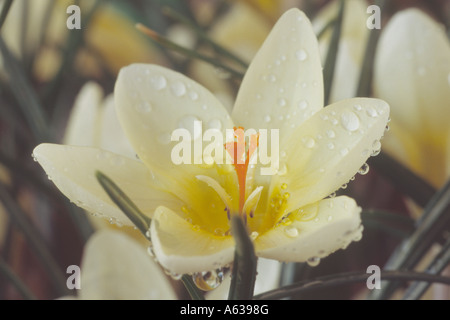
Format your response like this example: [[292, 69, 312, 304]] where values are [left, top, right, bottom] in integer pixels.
[[196, 175, 232, 211], [224, 127, 260, 215]]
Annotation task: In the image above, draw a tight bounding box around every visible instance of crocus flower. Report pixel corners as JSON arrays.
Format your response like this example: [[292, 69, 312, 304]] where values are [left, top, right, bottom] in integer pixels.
[[61, 230, 176, 300], [33, 9, 389, 275]]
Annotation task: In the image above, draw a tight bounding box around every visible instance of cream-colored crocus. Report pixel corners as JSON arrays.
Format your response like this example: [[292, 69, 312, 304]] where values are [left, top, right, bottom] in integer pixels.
[[313, 0, 369, 103], [373, 9, 450, 188], [33, 9, 389, 275], [61, 230, 177, 300]]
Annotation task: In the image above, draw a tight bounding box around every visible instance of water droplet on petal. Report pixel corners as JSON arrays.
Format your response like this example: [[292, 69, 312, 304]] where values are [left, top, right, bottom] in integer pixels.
[[302, 136, 315, 148], [298, 100, 308, 110], [371, 140, 382, 156], [189, 91, 199, 101], [178, 115, 202, 140], [157, 133, 171, 145], [326, 129, 335, 138], [264, 115, 272, 123], [366, 106, 378, 118], [150, 75, 167, 90], [295, 49, 308, 61], [193, 269, 224, 291], [358, 163, 370, 175], [284, 225, 298, 238], [327, 142, 335, 150], [340, 111, 360, 132], [278, 98, 287, 107], [307, 257, 321, 267], [170, 81, 187, 97], [136, 101, 152, 113], [208, 119, 222, 130], [340, 148, 349, 156]]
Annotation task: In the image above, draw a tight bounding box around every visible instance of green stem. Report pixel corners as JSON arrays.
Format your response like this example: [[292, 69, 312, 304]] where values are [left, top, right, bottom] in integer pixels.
[[181, 275, 205, 300], [228, 216, 257, 300]]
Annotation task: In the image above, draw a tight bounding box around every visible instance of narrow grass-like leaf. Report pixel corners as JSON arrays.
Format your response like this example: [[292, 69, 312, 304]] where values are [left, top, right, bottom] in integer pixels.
[[0, 256, 37, 300], [0, 36, 50, 142], [368, 153, 436, 208], [0, 0, 13, 30], [254, 270, 450, 300], [323, 0, 345, 105], [0, 183, 70, 297], [95, 171, 151, 237], [369, 178, 450, 299], [228, 215, 257, 300], [162, 6, 249, 69], [402, 236, 450, 300], [355, 0, 386, 97], [136, 23, 245, 80]]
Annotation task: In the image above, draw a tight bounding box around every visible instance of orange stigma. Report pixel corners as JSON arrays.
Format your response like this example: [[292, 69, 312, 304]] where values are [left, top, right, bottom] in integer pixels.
[[224, 127, 259, 214]]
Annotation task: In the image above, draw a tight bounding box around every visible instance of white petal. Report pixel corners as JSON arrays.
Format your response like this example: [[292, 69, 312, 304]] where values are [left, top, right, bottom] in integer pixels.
[[63, 82, 104, 147], [114, 64, 234, 176], [374, 9, 450, 141], [32, 144, 182, 226], [271, 98, 389, 214], [255, 196, 362, 262], [232, 8, 323, 144], [150, 206, 235, 274], [81, 230, 176, 299]]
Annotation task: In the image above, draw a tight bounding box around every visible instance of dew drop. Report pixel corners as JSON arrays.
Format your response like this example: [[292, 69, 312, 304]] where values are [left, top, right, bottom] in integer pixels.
[[358, 163, 370, 175], [340, 148, 349, 156], [157, 133, 171, 145], [302, 136, 315, 148], [371, 140, 382, 156], [298, 100, 308, 110], [278, 98, 287, 107], [353, 104, 362, 111], [326, 129, 335, 138], [295, 49, 308, 61], [208, 119, 222, 130], [178, 115, 202, 140], [193, 269, 224, 291], [135, 101, 152, 113], [284, 225, 299, 238], [366, 106, 378, 118], [306, 257, 321, 267], [189, 91, 199, 101], [327, 142, 335, 150], [340, 111, 360, 132], [170, 81, 187, 97], [150, 75, 167, 90], [268, 74, 277, 82], [264, 115, 272, 123]]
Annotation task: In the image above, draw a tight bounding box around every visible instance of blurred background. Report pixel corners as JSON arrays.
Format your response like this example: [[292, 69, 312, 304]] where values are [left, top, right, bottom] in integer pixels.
[[0, 0, 449, 300]]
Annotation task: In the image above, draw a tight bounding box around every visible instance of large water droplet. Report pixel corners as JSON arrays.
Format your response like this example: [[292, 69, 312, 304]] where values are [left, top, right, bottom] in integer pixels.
[[366, 106, 378, 118], [371, 140, 382, 156], [295, 49, 308, 61], [358, 163, 370, 175], [150, 75, 167, 90], [340, 111, 360, 132], [306, 257, 321, 267], [193, 269, 224, 291], [302, 136, 315, 148], [284, 225, 299, 238], [170, 81, 187, 97]]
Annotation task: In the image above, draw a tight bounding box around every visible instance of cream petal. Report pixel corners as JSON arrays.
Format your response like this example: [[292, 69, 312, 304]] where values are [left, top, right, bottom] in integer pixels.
[[63, 82, 104, 146], [271, 98, 389, 215], [32, 144, 182, 226], [80, 230, 176, 300], [114, 63, 234, 176], [232, 8, 323, 144], [255, 196, 362, 262], [374, 9, 450, 142], [98, 94, 136, 159], [150, 206, 235, 275]]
